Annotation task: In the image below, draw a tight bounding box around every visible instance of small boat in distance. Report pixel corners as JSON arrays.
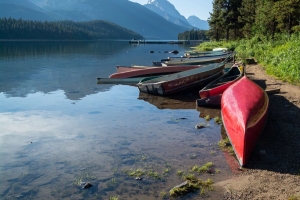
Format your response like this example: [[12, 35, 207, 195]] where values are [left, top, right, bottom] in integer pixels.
[[221, 76, 269, 166], [199, 63, 244, 99]]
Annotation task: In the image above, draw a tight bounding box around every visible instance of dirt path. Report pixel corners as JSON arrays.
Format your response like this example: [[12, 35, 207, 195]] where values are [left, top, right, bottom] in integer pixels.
[[215, 64, 300, 200]]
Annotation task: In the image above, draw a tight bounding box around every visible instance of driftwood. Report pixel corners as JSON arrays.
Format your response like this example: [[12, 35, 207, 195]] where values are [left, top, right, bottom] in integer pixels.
[[265, 88, 280, 94]]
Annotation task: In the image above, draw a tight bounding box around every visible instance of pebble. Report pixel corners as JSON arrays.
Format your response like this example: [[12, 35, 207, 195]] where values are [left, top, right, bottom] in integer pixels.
[[83, 182, 92, 189]]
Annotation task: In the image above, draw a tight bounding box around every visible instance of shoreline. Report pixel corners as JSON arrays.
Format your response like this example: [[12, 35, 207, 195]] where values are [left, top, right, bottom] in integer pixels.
[[215, 64, 300, 199]]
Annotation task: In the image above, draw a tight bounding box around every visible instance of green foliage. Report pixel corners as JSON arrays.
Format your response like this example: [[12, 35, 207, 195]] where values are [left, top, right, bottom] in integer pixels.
[[0, 17, 143, 40], [195, 40, 238, 51], [197, 33, 300, 85], [208, 0, 300, 40], [178, 29, 208, 40]]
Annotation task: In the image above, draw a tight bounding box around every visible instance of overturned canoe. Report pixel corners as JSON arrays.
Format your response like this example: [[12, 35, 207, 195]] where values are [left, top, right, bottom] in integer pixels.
[[221, 76, 269, 166]]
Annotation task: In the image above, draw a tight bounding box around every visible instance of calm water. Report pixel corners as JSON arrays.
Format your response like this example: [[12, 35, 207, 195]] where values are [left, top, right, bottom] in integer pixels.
[[0, 41, 235, 199]]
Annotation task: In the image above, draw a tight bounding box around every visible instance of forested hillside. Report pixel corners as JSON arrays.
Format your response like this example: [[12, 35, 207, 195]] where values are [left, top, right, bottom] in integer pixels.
[[178, 29, 208, 40], [208, 0, 300, 40], [0, 18, 143, 40]]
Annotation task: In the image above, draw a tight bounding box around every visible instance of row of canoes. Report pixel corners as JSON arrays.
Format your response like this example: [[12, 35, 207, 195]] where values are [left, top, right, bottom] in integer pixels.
[[96, 49, 269, 167]]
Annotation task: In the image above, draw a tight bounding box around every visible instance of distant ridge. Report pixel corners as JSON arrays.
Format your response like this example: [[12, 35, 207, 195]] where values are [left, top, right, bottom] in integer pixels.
[[144, 0, 193, 29], [187, 15, 209, 30]]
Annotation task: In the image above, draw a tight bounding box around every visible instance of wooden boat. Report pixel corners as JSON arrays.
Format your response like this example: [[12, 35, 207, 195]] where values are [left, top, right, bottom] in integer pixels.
[[137, 62, 225, 95], [110, 65, 202, 79], [221, 76, 269, 166], [115, 65, 202, 73], [161, 54, 232, 66], [184, 50, 228, 57], [97, 76, 160, 85], [161, 51, 231, 62], [199, 64, 244, 99]]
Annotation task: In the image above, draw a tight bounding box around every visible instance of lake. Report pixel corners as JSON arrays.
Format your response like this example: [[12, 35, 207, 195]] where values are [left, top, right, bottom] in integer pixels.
[[0, 40, 236, 199]]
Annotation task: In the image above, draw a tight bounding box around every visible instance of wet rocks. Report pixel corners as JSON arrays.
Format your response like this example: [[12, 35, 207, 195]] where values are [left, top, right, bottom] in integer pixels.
[[82, 182, 92, 189]]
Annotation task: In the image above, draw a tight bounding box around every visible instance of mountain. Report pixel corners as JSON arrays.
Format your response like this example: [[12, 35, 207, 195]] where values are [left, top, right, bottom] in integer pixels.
[[187, 15, 209, 30], [28, 0, 189, 39], [0, 0, 51, 21], [143, 0, 193, 29]]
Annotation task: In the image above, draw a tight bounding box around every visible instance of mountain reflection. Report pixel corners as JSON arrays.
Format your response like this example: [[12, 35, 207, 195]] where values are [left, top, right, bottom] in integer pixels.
[[0, 41, 133, 100]]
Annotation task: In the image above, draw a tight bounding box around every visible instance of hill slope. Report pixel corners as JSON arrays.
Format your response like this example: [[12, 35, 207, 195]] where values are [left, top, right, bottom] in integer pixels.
[[26, 0, 189, 39]]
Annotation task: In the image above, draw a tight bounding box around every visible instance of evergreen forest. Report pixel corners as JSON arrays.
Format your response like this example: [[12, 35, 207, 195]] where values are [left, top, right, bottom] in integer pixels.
[[178, 29, 208, 41], [0, 18, 143, 40], [190, 0, 300, 85], [207, 0, 300, 40]]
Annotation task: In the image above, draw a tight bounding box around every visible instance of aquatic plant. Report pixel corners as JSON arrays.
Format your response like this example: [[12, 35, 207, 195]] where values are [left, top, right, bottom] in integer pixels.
[[147, 170, 161, 179], [141, 155, 147, 161], [74, 172, 96, 186], [199, 162, 214, 172], [106, 178, 118, 187], [204, 115, 211, 121], [218, 137, 235, 155], [160, 191, 168, 198], [191, 162, 214, 174], [109, 196, 119, 200], [176, 170, 184, 177], [125, 168, 144, 177], [169, 177, 214, 197], [189, 153, 197, 159], [164, 167, 171, 175], [183, 173, 197, 181], [214, 116, 222, 124]]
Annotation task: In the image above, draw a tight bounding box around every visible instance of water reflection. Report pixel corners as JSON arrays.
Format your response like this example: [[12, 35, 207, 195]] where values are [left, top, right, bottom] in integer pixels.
[[0, 41, 190, 100], [0, 41, 235, 199], [0, 40, 129, 59]]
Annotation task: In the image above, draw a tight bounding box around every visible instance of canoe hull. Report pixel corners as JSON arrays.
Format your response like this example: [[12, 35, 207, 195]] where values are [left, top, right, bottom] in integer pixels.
[[162, 56, 228, 66], [221, 76, 269, 166], [199, 64, 244, 99], [138, 63, 225, 95], [112, 65, 201, 78]]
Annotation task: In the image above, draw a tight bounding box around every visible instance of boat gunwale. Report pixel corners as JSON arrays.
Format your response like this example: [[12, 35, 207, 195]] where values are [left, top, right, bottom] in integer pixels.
[[138, 63, 225, 85]]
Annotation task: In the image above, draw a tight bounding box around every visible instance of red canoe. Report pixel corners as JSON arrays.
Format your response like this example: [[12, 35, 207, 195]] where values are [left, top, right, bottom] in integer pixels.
[[221, 76, 269, 166], [199, 64, 244, 99]]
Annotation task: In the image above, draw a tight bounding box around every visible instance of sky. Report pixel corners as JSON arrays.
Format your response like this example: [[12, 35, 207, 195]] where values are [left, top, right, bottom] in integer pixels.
[[129, 0, 213, 20]]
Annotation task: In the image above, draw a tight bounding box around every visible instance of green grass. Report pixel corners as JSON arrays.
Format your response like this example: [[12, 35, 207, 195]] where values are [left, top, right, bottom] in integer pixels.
[[196, 34, 300, 85]]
